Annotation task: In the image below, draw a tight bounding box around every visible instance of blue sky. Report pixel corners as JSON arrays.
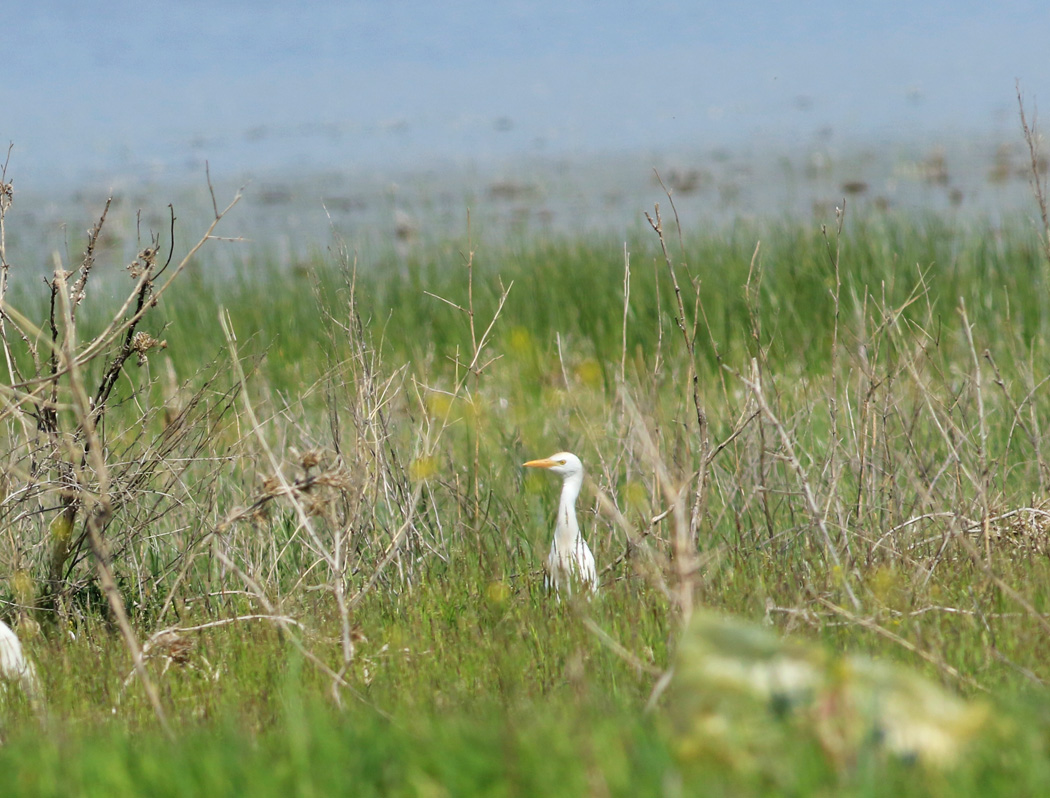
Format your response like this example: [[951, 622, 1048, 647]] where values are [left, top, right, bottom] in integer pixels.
[[3, 2, 1048, 186]]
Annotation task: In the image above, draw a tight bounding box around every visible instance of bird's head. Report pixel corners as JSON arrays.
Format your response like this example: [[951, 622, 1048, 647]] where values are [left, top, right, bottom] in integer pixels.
[[523, 451, 583, 479]]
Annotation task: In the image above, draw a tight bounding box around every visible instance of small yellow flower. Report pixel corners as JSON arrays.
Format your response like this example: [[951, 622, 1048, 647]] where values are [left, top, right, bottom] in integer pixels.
[[11, 570, 33, 604], [486, 581, 511, 605], [507, 326, 533, 357], [410, 456, 439, 481], [50, 512, 74, 543], [426, 391, 453, 419], [574, 357, 604, 389], [870, 565, 902, 605], [623, 480, 648, 512]]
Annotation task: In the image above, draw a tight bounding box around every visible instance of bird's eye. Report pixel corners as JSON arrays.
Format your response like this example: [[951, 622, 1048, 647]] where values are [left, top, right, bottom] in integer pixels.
[[557, 459, 567, 464]]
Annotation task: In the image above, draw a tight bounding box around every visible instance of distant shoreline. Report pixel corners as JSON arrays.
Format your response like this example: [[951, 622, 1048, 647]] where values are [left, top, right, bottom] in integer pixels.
[[3, 132, 1042, 280]]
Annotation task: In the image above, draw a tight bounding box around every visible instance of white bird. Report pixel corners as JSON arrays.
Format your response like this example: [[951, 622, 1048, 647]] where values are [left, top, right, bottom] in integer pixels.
[[523, 451, 598, 597], [0, 619, 40, 704]]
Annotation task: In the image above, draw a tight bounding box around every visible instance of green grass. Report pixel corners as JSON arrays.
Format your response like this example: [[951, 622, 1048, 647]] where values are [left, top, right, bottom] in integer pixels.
[[4, 195, 1050, 794]]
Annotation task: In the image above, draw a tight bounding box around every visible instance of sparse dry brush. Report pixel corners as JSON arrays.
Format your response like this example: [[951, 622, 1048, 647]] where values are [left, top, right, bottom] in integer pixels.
[[619, 175, 1050, 694], [0, 171, 519, 719]]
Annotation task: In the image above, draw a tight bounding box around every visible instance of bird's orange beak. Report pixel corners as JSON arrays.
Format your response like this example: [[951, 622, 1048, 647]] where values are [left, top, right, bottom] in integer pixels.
[[523, 458, 557, 469]]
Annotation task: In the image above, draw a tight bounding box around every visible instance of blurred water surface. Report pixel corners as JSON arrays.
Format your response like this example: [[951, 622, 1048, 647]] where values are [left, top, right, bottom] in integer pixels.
[[2, 2, 1048, 271]]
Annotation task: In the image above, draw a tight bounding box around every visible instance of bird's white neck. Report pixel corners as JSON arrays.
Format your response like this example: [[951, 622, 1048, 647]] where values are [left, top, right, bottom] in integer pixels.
[[555, 471, 583, 551]]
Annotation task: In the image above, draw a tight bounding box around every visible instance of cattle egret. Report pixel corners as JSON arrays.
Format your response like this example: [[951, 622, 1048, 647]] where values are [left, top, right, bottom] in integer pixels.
[[0, 619, 40, 703], [524, 451, 598, 597]]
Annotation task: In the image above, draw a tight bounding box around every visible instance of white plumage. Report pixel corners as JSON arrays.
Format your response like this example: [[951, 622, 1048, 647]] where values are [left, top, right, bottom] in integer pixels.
[[524, 451, 598, 597], [0, 619, 40, 703]]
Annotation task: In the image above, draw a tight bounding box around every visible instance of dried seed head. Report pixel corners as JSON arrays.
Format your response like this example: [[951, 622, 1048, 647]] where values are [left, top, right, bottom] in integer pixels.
[[128, 246, 158, 279], [315, 469, 354, 491], [250, 503, 271, 526], [10, 570, 34, 604], [150, 631, 194, 665], [131, 331, 167, 365], [300, 449, 323, 471], [305, 495, 331, 517]]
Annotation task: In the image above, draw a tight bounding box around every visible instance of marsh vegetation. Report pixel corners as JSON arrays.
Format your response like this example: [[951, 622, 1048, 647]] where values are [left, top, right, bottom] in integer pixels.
[[2, 119, 1050, 794]]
